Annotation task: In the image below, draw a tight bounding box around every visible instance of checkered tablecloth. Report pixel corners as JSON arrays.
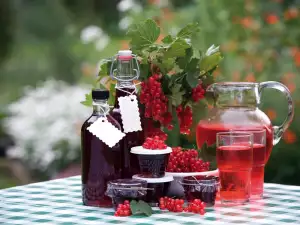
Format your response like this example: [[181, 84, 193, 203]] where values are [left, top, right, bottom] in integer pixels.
[[1, 176, 300, 225]]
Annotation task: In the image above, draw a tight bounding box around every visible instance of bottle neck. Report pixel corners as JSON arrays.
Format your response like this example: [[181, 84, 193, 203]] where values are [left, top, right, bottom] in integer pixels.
[[93, 100, 109, 116], [114, 81, 137, 108]]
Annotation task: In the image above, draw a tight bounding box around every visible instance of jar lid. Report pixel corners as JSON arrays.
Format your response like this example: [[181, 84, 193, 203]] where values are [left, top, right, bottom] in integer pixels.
[[131, 146, 172, 155], [181, 175, 218, 185], [132, 174, 174, 183], [107, 179, 147, 188]]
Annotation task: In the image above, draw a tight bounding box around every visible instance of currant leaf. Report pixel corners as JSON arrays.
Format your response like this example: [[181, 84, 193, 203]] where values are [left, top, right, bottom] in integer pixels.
[[80, 91, 93, 107], [130, 200, 153, 217], [127, 19, 160, 51], [176, 22, 200, 39]]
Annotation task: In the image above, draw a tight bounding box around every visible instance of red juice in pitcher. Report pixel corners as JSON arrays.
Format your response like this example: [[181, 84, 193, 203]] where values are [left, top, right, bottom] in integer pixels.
[[196, 122, 273, 162]]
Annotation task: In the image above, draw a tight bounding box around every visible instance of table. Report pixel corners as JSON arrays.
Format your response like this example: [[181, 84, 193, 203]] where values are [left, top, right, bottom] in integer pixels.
[[1, 176, 300, 225]]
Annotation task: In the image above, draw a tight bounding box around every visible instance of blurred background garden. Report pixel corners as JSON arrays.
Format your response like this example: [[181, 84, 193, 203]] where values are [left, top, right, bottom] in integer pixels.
[[0, 0, 299, 189]]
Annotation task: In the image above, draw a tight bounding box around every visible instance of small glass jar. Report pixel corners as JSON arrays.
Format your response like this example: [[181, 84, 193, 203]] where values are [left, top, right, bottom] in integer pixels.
[[181, 176, 219, 206], [132, 174, 173, 207], [131, 146, 172, 178], [106, 179, 147, 209]]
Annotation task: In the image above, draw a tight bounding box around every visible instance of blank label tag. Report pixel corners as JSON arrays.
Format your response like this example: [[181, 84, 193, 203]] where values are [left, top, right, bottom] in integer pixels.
[[118, 95, 142, 133], [87, 118, 125, 148]]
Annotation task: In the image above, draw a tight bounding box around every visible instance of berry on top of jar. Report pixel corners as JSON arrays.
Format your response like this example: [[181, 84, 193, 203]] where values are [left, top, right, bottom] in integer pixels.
[[142, 136, 167, 150]]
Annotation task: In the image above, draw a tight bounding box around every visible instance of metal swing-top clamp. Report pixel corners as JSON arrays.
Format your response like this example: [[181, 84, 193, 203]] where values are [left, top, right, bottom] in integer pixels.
[[110, 50, 140, 82]]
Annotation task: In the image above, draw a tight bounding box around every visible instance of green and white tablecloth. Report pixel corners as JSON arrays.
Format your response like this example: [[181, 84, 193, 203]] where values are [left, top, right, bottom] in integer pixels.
[[1, 176, 300, 225]]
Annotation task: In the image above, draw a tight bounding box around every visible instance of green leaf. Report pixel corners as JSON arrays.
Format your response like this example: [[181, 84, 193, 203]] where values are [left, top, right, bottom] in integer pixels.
[[80, 92, 93, 107], [127, 19, 160, 51], [177, 48, 199, 71], [164, 39, 190, 59], [192, 48, 201, 59], [186, 71, 199, 88], [171, 84, 185, 106], [164, 106, 181, 147], [139, 62, 150, 80], [98, 59, 112, 78], [161, 58, 175, 72], [130, 200, 153, 217], [200, 142, 217, 170], [108, 83, 116, 106], [176, 22, 200, 38], [199, 52, 223, 75], [162, 35, 173, 44]]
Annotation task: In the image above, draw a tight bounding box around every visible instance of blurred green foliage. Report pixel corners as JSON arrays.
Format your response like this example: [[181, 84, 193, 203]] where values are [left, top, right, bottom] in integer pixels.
[[0, 0, 299, 186]]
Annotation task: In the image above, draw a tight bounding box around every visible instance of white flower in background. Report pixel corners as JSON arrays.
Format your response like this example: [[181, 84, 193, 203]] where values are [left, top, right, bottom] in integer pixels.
[[80, 25, 110, 51], [119, 17, 133, 30], [95, 34, 110, 51], [117, 0, 142, 13], [4, 80, 90, 173]]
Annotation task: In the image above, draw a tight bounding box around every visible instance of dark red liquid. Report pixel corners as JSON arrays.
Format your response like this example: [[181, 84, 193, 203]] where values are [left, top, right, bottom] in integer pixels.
[[217, 145, 252, 201], [111, 87, 145, 178], [196, 122, 273, 163], [251, 143, 266, 197], [81, 115, 122, 207]]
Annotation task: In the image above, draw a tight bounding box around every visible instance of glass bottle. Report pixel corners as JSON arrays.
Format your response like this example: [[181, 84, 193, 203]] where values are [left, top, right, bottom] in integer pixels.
[[81, 89, 122, 207], [110, 50, 144, 178]]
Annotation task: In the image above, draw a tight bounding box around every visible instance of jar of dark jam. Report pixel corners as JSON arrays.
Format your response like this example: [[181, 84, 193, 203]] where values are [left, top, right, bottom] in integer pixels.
[[132, 174, 173, 207], [106, 179, 147, 209], [181, 176, 219, 206]]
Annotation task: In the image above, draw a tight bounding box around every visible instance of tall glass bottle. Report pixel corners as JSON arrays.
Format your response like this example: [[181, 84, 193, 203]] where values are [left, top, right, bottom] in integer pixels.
[[110, 50, 144, 178], [81, 89, 122, 207]]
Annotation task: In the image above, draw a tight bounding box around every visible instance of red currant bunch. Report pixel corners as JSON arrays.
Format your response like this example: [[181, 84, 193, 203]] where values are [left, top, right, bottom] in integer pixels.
[[159, 197, 185, 212], [114, 200, 131, 217], [192, 83, 205, 102], [140, 74, 172, 128], [159, 197, 206, 215], [184, 199, 206, 215], [144, 119, 168, 141], [142, 136, 167, 150], [166, 147, 210, 172], [176, 105, 193, 135]]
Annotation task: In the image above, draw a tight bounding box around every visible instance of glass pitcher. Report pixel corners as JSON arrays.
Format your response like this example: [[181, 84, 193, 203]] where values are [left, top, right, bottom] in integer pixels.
[[196, 82, 294, 168]]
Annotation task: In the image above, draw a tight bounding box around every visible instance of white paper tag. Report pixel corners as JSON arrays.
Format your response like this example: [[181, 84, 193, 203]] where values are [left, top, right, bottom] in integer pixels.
[[87, 118, 125, 148], [118, 95, 142, 133]]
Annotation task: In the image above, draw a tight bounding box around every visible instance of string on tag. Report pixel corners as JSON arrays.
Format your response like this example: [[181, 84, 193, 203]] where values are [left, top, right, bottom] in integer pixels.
[[115, 82, 141, 96], [97, 103, 110, 116]]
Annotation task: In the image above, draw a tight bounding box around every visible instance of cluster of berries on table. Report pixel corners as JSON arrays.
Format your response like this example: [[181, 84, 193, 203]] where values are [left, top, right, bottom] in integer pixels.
[[167, 147, 210, 172], [140, 74, 172, 128], [176, 105, 193, 135], [114, 200, 131, 217], [142, 136, 167, 150], [159, 197, 206, 215], [192, 83, 205, 102]]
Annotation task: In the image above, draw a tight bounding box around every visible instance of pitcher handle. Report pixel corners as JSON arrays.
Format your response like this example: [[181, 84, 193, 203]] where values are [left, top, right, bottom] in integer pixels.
[[259, 81, 294, 145]]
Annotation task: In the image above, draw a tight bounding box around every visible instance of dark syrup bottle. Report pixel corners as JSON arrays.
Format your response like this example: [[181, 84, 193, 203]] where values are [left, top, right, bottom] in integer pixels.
[[81, 89, 122, 207], [110, 50, 145, 178]]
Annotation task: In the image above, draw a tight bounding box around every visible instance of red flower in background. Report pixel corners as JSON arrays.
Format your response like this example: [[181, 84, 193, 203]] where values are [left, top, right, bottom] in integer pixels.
[[266, 109, 277, 121], [294, 50, 300, 67], [240, 17, 254, 28], [245, 73, 256, 82], [283, 129, 297, 144], [265, 14, 279, 24], [284, 8, 299, 20]]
